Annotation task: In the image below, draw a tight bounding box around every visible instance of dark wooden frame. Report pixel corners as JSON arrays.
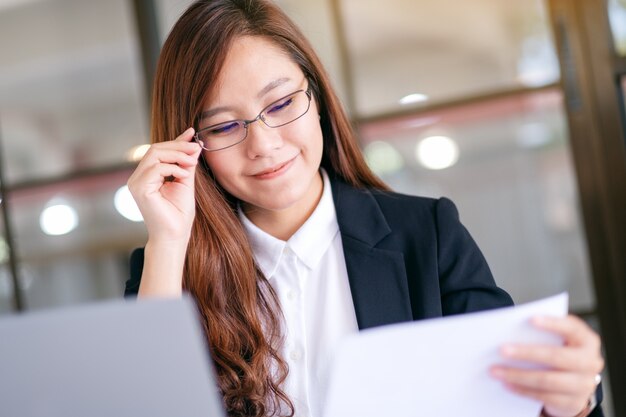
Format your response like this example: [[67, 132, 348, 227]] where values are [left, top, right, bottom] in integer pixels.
[[547, 0, 626, 415], [131, 0, 161, 114], [0, 121, 24, 311]]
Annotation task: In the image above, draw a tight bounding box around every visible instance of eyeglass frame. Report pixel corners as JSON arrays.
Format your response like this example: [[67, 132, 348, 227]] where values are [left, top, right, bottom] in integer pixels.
[[194, 85, 313, 152]]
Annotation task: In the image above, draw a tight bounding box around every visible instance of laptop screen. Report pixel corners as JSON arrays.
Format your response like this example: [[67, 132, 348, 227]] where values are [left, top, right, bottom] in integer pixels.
[[0, 296, 226, 417]]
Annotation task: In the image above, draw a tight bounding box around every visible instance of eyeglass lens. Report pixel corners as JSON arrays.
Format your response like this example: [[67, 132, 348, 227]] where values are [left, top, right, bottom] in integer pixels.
[[195, 89, 311, 151]]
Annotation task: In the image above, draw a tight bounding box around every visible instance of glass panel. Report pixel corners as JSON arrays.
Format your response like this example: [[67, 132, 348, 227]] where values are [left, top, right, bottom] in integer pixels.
[[360, 88, 595, 311], [9, 170, 147, 310], [0, 206, 15, 315], [155, 0, 194, 42], [0, 0, 148, 185], [609, 0, 626, 56], [0, 267, 14, 315], [341, 0, 560, 117]]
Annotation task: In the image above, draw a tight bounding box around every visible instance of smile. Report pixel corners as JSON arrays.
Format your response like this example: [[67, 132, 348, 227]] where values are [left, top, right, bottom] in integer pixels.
[[251, 155, 298, 180]]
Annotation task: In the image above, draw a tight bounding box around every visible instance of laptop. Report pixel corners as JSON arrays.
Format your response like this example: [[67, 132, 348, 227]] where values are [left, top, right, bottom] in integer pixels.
[[0, 296, 226, 417]]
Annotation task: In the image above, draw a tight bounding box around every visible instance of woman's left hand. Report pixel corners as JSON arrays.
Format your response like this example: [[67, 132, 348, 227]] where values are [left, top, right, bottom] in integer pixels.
[[490, 315, 604, 417]]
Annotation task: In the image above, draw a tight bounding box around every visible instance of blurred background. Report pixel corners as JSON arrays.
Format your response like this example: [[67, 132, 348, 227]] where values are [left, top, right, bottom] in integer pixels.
[[0, 0, 624, 415]]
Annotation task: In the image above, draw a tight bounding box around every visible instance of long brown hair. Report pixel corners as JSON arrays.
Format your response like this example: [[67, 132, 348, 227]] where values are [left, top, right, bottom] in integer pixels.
[[151, 1, 387, 416]]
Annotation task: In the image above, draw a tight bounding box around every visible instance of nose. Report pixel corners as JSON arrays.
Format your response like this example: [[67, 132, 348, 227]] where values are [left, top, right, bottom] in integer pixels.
[[244, 120, 284, 159]]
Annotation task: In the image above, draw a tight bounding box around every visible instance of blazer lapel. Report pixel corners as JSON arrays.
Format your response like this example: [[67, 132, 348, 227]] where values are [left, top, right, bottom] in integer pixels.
[[331, 177, 413, 330]]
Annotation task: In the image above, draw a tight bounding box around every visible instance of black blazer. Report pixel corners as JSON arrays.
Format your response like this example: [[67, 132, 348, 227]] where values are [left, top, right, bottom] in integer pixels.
[[124, 176, 603, 415]]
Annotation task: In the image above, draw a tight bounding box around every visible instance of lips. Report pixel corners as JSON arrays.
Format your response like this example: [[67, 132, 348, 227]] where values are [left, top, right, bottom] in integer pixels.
[[251, 155, 297, 179]]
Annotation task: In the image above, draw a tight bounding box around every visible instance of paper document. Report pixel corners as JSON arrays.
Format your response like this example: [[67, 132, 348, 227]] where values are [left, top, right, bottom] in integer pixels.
[[323, 293, 568, 417]]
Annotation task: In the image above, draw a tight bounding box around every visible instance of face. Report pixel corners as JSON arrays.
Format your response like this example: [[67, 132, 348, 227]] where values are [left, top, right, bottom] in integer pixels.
[[200, 36, 324, 216]]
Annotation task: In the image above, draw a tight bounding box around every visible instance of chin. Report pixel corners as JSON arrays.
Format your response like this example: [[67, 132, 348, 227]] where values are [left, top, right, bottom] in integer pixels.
[[233, 166, 322, 213], [249, 189, 307, 212]]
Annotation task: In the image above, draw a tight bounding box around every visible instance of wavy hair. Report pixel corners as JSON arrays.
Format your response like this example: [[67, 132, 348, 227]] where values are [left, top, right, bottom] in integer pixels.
[[150, 1, 388, 416]]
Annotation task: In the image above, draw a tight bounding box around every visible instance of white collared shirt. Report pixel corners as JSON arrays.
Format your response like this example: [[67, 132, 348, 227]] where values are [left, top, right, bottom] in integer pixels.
[[239, 169, 359, 417]]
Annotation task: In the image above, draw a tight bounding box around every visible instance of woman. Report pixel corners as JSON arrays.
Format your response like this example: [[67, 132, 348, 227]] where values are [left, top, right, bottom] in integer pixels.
[[124, 1, 605, 416]]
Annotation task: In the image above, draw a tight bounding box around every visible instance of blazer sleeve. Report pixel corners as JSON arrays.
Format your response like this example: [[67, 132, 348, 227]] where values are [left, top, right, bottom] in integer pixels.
[[124, 247, 145, 297], [434, 197, 514, 315], [589, 386, 605, 417]]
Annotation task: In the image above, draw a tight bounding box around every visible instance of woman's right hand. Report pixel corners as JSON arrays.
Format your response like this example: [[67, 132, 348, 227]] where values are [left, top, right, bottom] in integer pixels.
[[127, 127, 202, 245]]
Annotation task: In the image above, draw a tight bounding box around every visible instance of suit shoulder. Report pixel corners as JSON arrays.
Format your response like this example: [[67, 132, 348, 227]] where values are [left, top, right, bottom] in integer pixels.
[[370, 188, 441, 217], [368, 189, 464, 238]]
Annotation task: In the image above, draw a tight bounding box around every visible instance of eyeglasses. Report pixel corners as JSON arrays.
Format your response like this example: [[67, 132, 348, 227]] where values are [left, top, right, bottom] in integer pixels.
[[194, 86, 312, 152]]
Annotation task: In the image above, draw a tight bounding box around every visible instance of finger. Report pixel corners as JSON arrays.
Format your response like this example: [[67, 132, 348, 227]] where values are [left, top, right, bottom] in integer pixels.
[[502, 383, 589, 416], [491, 367, 595, 395], [143, 149, 200, 168], [142, 163, 191, 185], [148, 140, 201, 157], [500, 344, 603, 373], [128, 164, 191, 201], [174, 127, 196, 142], [532, 315, 600, 348]]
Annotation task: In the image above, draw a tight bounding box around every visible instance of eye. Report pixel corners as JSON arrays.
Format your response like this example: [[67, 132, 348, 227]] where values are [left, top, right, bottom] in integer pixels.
[[267, 97, 294, 114], [209, 121, 241, 135]]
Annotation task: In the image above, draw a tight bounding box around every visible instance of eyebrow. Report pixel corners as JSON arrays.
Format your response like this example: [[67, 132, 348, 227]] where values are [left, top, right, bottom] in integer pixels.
[[199, 77, 291, 121], [257, 77, 290, 99]]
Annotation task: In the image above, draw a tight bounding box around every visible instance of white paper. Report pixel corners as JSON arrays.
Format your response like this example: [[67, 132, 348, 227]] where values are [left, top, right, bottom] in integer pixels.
[[323, 293, 568, 417]]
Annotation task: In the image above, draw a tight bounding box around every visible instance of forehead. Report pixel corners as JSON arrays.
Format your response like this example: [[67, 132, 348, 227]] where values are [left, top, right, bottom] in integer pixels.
[[208, 36, 303, 104]]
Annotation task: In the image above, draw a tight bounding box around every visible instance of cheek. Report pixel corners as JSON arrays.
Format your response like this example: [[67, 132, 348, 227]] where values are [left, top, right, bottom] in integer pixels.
[[292, 107, 323, 151], [302, 120, 324, 158], [202, 151, 241, 190]]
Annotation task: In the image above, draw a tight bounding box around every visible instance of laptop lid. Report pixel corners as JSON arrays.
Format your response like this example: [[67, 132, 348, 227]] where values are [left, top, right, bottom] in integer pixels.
[[0, 296, 226, 417]]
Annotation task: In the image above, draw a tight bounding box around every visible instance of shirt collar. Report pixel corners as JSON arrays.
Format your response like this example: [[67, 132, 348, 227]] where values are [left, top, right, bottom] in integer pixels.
[[238, 210, 286, 279], [238, 168, 339, 278]]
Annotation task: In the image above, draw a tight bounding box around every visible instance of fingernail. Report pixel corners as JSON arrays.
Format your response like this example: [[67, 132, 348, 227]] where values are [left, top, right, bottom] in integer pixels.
[[185, 127, 194, 134]]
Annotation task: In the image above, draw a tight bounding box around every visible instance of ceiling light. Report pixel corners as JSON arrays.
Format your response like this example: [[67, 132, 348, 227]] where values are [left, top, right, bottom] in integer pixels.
[[364, 141, 404, 175], [415, 136, 460, 170], [40, 203, 79, 236], [126, 144, 151, 162], [399, 93, 429, 106], [516, 36, 560, 87], [114, 185, 143, 222]]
